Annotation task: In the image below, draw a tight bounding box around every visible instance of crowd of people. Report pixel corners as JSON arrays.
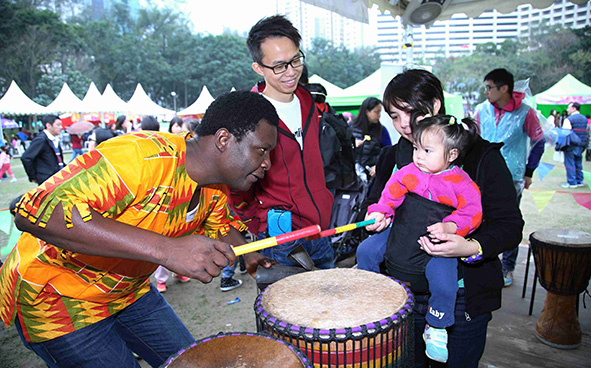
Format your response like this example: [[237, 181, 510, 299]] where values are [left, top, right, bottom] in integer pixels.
[[0, 13, 589, 368]]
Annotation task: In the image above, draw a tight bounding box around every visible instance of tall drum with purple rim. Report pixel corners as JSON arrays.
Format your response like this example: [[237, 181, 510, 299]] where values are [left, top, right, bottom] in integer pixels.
[[255, 268, 414, 367], [161, 332, 313, 368]]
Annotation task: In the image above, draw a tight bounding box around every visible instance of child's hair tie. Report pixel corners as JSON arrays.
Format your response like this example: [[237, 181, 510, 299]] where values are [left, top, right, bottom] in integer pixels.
[[449, 116, 456, 125]]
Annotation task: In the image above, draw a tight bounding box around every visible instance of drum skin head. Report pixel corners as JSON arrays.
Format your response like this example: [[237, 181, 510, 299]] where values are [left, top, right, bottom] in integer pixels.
[[165, 334, 306, 368], [261, 268, 408, 329], [532, 229, 591, 248]]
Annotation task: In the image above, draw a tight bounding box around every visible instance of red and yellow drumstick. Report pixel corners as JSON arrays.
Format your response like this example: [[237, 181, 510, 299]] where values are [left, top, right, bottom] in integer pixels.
[[318, 219, 375, 238], [232, 225, 321, 256], [232, 219, 375, 256]]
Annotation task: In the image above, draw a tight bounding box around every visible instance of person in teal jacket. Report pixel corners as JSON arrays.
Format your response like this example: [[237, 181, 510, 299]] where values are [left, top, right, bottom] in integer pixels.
[[474, 68, 545, 287]]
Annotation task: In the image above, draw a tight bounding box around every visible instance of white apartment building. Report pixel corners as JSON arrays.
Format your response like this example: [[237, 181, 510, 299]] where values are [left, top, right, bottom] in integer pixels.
[[375, 0, 591, 64], [277, 0, 375, 50]]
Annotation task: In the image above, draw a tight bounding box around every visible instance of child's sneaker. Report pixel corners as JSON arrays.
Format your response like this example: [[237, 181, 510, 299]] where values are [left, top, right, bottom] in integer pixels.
[[423, 325, 448, 363], [174, 275, 190, 283], [10, 177, 17, 182], [503, 270, 513, 287]]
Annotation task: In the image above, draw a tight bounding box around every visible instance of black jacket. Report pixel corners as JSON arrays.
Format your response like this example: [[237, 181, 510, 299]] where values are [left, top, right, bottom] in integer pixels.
[[21, 132, 64, 184], [351, 123, 384, 169], [361, 136, 524, 316]]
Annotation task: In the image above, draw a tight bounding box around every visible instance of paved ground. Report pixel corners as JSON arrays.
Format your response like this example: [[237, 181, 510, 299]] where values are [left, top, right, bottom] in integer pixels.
[[480, 243, 590, 368]]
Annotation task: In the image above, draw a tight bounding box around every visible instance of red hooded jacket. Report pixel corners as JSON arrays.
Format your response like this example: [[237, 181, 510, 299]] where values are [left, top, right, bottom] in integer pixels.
[[228, 83, 334, 234]]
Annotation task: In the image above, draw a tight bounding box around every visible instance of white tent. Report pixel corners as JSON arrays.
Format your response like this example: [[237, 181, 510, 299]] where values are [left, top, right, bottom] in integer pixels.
[[178, 86, 214, 117], [308, 75, 345, 97], [0, 80, 47, 115], [46, 83, 84, 113], [126, 84, 175, 116], [102, 84, 129, 112], [79, 82, 109, 113]]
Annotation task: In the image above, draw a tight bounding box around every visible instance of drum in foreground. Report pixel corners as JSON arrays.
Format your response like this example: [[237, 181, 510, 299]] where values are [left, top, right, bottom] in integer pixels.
[[162, 332, 313, 368], [530, 229, 591, 349], [255, 268, 414, 367]]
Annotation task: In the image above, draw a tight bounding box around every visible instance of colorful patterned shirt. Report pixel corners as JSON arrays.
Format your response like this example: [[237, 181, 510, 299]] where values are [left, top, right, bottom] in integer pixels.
[[0, 131, 246, 342]]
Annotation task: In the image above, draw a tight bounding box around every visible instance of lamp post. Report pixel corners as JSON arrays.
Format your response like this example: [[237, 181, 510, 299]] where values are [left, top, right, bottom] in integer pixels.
[[171, 91, 178, 112]]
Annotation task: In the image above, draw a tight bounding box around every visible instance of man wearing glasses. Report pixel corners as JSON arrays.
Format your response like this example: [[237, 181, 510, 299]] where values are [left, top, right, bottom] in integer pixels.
[[474, 68, 545, 288], [229, 15, 335, 270]]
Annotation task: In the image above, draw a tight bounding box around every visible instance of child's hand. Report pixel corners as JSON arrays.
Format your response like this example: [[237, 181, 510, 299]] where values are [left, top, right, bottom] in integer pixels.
[[427, 222, 457, 240], [365, 212, 391, 232]]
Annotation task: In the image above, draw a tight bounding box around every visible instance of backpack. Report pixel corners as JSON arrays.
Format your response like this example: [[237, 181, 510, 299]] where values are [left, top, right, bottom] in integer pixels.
[[318, 112, 359, 191]]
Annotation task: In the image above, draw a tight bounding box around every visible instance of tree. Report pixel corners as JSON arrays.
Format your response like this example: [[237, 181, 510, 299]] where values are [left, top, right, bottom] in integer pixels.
[[34, 63, 91, 105], [306, 38, 381, 89], [0, 2, 81, 98]]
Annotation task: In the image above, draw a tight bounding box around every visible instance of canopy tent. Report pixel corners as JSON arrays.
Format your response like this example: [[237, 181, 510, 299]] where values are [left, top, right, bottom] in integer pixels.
[[177, 86, 214, 118], [326, 65, 464, 119], [79, 82, 110, 113], [308, 74, 345, 97], [46, 83, 84, 113], [0, 80, 47, 115], [535, 74, 591, 117], [102, 84, 129, 112], [126, 84, 175, 116]]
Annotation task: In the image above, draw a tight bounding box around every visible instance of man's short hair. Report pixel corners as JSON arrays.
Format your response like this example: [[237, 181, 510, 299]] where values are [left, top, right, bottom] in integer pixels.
[[247, 15, 301, 64], [484, 68, 514, 94], [570, 102, 581, 111], [42, 114, 60, 129], [196, 91, 279, 141]]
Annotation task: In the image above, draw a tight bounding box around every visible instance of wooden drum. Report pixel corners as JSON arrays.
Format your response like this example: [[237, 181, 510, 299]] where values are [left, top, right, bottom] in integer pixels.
[[162, 332, 313, 368], [255, 268, 414, 367], [530, 229, 591, 349]]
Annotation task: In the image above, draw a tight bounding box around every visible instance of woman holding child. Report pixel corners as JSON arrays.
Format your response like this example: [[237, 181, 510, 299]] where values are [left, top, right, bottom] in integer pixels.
[[358, 69, 523, 367]]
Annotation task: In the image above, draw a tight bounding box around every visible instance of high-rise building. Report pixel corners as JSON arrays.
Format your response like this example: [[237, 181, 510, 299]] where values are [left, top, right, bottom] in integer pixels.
[[85, 0, 140, 20], [277, 1, 375, 50], [374, 0, 591, 64]]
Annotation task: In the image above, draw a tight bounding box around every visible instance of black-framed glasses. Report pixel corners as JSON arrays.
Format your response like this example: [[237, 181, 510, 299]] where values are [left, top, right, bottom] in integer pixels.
[[258, 51, 305, 75], [484, 84, 502, 91]]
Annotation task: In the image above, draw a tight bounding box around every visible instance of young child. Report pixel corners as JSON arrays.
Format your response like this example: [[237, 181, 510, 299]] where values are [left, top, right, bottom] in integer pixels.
[[365, 115, 482, 363], [0, 145, 17, 182]]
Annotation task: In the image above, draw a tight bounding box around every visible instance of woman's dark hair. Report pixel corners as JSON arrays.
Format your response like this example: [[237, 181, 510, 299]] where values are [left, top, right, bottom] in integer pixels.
[[247, 15, 301, 64], [115, 115, 127, 131], [352, 97, 383, 136], [168, 116, 183, 133], [413, 115, 478, 166], [187, 119, 200, 134], [383, 69, 446, 127], [140, 116, 159, 131], [196, 91, 279, 142]]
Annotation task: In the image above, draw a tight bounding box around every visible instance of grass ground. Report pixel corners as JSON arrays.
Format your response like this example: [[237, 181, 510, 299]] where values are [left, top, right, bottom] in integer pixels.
[[0, 147, 590, 368]]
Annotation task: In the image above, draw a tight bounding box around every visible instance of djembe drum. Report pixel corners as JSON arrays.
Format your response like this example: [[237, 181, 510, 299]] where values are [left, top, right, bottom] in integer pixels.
[[162, 332, 313, 368], [530, 229, 591, 349], [255, 268, 414, 367]]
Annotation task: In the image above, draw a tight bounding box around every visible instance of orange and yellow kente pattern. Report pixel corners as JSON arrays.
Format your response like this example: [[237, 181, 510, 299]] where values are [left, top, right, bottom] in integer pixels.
[[0, 131, 245, 342]]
